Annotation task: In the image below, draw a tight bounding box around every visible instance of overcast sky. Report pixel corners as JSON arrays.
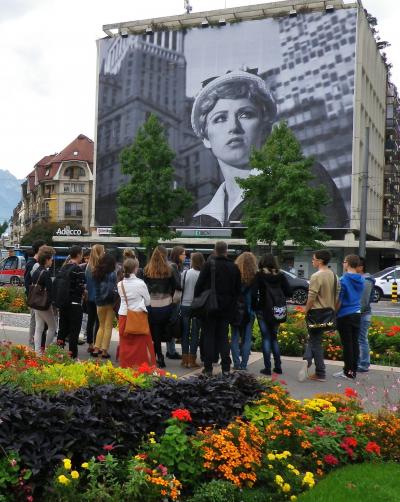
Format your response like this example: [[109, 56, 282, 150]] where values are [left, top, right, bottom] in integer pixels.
[[1, 0, 398, 179]]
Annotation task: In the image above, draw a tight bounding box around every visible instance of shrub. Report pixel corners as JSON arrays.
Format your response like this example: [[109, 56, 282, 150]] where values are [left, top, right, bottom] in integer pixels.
[[188, 479, 237, 502], [0, 287, 28, 313], [0, 373, 266, 489]]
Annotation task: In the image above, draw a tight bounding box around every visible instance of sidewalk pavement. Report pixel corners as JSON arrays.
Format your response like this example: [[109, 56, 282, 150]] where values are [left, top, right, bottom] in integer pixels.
[[2, 325, 399, 410]]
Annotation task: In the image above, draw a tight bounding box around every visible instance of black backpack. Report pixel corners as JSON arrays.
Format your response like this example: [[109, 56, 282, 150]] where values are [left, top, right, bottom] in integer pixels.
[[52, 265, 73, 308], [265, 280, 287, 323], [231, 287, 251, 328]]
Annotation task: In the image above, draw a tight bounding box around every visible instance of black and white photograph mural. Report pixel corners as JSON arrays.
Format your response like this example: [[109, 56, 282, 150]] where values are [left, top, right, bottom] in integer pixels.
[[95, 8, 357, 228]]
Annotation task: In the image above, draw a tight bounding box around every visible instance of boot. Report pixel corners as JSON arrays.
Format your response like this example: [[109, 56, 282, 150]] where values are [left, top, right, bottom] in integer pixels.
[[188, 354, 200, 368], [181, 354, 189, 368], [157, 354, 166, 368]]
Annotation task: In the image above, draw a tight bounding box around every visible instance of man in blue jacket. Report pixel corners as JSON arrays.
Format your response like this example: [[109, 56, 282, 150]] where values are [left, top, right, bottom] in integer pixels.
[[334, 254, 365, 379], [356, 257, 375, 372]]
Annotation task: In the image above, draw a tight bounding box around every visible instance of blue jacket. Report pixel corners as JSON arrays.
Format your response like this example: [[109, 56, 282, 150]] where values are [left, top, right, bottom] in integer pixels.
[[337, 273, 365, 318]]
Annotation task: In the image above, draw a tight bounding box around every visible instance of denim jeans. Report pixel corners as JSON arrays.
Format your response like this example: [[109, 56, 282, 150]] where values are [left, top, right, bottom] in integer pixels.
[[231, 315, 255, 370], [180, 306, 200, 355], [166, 339, 177, 355], [358, 312, 371, 370], [257, 315, 281, 372]]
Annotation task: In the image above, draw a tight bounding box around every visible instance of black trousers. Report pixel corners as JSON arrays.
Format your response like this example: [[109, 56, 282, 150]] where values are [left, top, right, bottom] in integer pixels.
[[58, 304, 83, 359], [202, 316, 231, 373], [337, 313, 361, 378], [148, 305, 173, 359], [85, 300, 99, 344]]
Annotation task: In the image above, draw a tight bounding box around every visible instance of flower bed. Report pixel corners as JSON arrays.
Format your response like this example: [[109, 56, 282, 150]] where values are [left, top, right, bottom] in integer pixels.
[[0, 351, 400, 501], [0, 286, 29, 313], [252, 307, 400, 366]]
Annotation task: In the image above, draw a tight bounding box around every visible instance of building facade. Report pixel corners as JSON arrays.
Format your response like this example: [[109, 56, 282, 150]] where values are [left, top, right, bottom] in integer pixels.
[[10, 135, 94, 245]]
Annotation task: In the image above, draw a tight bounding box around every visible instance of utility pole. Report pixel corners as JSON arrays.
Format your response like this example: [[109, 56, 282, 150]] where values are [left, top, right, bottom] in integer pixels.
[[358, 126, 369, 258]]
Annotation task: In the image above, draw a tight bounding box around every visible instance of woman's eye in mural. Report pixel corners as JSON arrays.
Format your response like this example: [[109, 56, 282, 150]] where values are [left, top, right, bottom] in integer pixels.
[[210, 112, 228, 124], [238, 108, 258, 120]]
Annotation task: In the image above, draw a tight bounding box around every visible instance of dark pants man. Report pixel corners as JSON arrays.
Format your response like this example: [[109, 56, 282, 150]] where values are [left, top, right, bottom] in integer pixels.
[[337, 313, 361, 378], [58, 303, 83, 359], [202, 316, 231, 374]]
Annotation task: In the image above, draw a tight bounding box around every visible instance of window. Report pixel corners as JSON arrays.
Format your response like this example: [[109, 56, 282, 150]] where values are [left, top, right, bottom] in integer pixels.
[[64, 183, 85, 193], [65, 202, 83, 217], [64, 166, 86, 178], [45, 168, 50, 176]]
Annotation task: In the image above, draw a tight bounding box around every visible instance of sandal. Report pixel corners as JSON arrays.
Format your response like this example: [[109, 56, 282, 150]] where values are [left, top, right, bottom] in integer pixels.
[[101, 352, 111, 359]]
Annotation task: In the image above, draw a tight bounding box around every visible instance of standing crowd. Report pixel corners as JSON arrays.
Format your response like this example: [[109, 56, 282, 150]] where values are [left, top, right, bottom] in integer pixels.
[[24, 240, 375, 379]]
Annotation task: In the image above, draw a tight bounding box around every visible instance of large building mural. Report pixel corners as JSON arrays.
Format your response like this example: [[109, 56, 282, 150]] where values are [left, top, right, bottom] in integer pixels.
[[95, 8, 357, 228]]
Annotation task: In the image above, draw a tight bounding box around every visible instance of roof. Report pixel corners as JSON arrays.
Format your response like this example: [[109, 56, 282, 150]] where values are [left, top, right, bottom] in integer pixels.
[[31, 134, 94, 184]]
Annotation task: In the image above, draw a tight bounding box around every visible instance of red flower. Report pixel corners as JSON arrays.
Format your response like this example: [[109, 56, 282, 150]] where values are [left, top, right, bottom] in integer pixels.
[[323, 454, 339, 466], [365, 441, 381, 455], [387, 326, 400, 337], [171, 408, 192, 422], [342, 437, 357, 448], [103, 444, 115, 451], [97, 455, 106, 462], [344, 387, 358, 398]]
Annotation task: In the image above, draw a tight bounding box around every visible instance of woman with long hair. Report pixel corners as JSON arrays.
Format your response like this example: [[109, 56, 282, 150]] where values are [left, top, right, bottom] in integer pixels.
[[92, 253, 117, 359], [143, 246, 178, 368], [30, 246, 56, 354], [117, 258, 155, 367], [230, 251, 258, 371], [167, 245, 186, 359], [85, 244, 105, 353], [180, 252, 205, 368], [252, 254, 291, 376]]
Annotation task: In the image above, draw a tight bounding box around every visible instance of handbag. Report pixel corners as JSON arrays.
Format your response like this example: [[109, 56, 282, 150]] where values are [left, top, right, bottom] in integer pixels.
[[306, 273, 338, 332], [191, 259, 218, 318], [120, 281, 150, 336], [27, 270, 50, 311]]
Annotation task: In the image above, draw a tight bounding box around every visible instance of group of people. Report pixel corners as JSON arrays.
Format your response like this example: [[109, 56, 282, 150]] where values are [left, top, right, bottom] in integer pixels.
[[23, 240, 375, 379]]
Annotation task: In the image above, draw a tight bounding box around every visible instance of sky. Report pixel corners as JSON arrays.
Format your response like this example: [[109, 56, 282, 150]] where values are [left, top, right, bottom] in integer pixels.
[[1, 0, 399, 179]]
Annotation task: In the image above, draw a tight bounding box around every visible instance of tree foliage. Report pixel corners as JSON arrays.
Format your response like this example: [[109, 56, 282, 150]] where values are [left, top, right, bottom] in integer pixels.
[[114, 114, 193, 254], [0, 222, 8, 235], [237, 121, 330, 254], [20, 221, 86, 246]]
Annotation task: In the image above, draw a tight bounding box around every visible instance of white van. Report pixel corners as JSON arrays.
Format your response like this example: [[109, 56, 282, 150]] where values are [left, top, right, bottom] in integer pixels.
[[372, 266, 400, 302]]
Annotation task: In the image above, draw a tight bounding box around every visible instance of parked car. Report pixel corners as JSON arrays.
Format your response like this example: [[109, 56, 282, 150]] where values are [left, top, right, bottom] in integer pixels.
[[0, 255, 26, 286], [282, 270, 309, 305], [371, 266, 400, 302]]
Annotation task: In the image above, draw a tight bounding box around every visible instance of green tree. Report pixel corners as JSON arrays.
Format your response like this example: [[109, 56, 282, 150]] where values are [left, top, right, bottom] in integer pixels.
[[20, 221, 86, 246], [238, 121, 330, 254], [114, 114, 193, 256], [0, 222, 8, 235]]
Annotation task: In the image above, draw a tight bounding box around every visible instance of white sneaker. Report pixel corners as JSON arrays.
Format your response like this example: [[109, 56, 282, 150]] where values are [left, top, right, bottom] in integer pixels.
[[298, 360, 309, 382], [332, 371, 350, 379]]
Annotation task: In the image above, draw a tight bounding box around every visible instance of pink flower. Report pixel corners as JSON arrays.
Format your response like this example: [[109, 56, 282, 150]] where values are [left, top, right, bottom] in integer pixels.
[[103, 444, 115, 451], [323, 454, 339, 466], [97, 455, 106, 462]]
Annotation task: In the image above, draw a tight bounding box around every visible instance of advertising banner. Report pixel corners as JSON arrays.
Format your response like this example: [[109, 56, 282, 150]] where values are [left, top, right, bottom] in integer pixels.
[[96, 8, 357, 228]]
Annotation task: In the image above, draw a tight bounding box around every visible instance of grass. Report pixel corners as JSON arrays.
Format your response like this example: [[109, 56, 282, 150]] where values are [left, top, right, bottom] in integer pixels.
[[297, 462, 400, 502], [373, 315, 400, 328]]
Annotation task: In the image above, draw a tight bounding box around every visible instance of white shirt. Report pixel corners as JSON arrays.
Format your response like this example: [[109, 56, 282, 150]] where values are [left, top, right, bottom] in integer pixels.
[[181, 269, 200, 306], [117, 274, 150, 315], [193, 168, 258, 226]]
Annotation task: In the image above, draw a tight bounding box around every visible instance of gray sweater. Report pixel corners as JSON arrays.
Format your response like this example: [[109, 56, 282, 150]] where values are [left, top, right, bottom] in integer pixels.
[[181, 269, 200, 306]]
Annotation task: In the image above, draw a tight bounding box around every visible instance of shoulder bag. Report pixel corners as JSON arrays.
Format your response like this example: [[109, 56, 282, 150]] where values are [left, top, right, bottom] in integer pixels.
[[27, 270, 50, 311], [120, 280, 150, 336], [306, 273, 337, 332], [191, 260, 218, 318]]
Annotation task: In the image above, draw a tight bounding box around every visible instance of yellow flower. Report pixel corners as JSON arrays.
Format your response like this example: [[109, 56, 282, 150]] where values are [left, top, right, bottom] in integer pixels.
[[282, 450, 291, 458], [149, 431, 155, 436], [63, 459, 72, 470], [287, 464, 294, 470], [267, 453, 276, 461], [293, 469, 300, 476], [268, 464, 273, 469], [81, 462, 89, 469], [275, 475, 284, 486], [71, 470, 79, 479], [149, 438, 156, 444], [58, 475, 70, 485], [283, 483, 291, 493], [291, 496, 297, 501]]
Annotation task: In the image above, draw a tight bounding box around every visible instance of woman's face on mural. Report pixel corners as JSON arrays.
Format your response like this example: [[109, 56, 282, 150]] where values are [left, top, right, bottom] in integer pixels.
[[202, 97, 263, 168]]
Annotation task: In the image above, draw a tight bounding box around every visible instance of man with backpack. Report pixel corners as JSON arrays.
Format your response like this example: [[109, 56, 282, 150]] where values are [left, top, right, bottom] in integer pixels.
[[194, 241, 241, 376], [55, 246, 85, 359], [24, 240, 46, 347]]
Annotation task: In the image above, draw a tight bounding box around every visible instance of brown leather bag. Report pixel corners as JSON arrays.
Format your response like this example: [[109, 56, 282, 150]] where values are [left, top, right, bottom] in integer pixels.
[[120, 281, 150, 336]]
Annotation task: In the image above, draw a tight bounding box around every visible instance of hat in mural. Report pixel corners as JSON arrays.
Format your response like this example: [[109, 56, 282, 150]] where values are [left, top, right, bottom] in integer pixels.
[[191, 68, 277, 138]]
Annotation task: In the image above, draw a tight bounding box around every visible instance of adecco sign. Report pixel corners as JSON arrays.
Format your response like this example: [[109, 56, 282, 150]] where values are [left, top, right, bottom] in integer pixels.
[[55, 226, 82, 236]]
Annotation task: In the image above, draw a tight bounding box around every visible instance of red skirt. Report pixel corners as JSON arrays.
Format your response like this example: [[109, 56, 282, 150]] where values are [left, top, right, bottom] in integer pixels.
[[118, 315, 156, 368]]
